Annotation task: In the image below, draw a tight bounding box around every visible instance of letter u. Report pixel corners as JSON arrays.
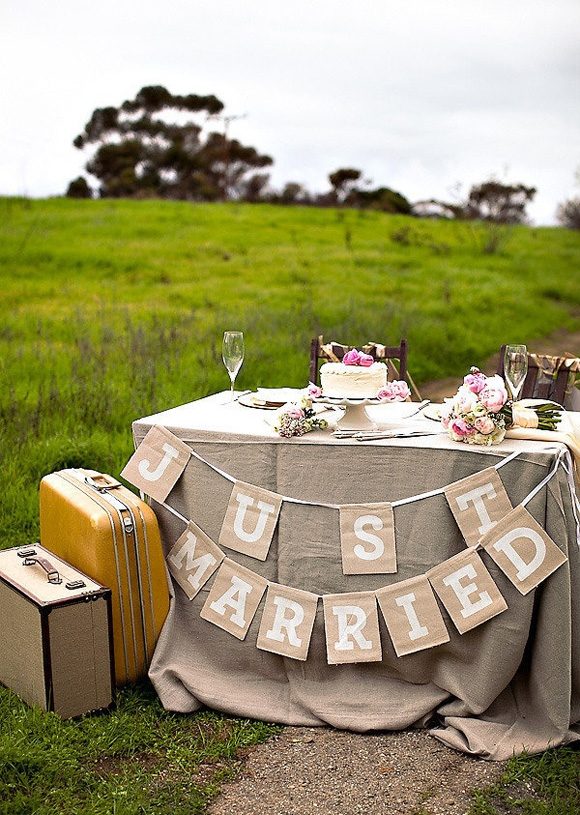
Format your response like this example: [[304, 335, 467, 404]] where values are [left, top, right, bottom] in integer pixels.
[[233, 494, 275, 543]]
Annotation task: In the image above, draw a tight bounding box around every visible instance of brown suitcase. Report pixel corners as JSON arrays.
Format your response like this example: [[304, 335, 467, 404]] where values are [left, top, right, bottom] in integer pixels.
[[39, 469, 170, 686], [0, 544, 113, 718]]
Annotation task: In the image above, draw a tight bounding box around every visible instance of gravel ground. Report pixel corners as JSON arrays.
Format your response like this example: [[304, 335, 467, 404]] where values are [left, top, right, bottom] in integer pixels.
[[209, 727, 504, 815]]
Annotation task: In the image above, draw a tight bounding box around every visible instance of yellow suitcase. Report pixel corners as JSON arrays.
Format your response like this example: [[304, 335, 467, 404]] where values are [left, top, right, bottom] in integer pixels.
[[39, 469, 170, 686]]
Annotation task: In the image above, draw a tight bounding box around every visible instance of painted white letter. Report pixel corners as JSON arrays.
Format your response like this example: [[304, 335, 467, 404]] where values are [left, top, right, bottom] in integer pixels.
[[233, 494, 276, 543], [209, 576, 253, 628], [395, 592, 429, 641], [138, 442, 180, 482], [442, 564, 492, 619], [333, 605, 372, 651], [353, 515, 385, 561], [493, 527, 546, 581], [266, 597, 305, 647], [455, 483, 498, 535]]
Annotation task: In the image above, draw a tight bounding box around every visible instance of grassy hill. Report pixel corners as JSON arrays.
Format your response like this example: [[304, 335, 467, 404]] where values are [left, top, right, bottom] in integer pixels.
[[1, 196, 579, 545]]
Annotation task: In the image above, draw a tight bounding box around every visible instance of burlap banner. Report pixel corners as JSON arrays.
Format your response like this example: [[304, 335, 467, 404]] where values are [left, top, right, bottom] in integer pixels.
[[219, 481, 283, 561], [167, 521, 225, 599], [323, 591, 382, 664], [257, 584, 319, 661], [126, 424, 571, 662], [428, 549, 508, 634], [376, 575, 449, 656], [444, 467, 513, 548], [339, 503, 396, 575], [121, 425, 191, 502], [480, 505, 567, 595], [200, 558, 268, 640]]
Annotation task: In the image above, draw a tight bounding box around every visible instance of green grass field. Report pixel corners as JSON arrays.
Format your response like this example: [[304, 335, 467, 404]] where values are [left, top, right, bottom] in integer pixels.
[[0, 197, 579, 813]]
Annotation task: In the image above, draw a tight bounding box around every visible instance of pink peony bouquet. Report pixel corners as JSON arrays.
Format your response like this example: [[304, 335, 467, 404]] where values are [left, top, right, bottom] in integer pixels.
[[441, 367, 562, 446], [273, 393, 329, 438]]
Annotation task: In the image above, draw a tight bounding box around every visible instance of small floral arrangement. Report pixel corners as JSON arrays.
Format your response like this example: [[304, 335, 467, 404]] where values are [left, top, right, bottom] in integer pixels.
[[273, 393, 329, 438], [377, 381, 411, 402], [441, 367, 562, 446]]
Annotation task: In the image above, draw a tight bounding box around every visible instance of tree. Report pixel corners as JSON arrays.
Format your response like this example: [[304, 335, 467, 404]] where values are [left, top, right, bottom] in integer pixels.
[[66, 176, 92, 198], [556, 197, 580, 230], [71, 86, 273, 201], [355, 186, 412, 214], [328, 168, 362, 204], [464, 180, 536, 224]]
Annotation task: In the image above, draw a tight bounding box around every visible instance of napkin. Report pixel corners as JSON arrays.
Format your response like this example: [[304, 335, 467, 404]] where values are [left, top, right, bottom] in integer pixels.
[[506, 408, 580, 488]]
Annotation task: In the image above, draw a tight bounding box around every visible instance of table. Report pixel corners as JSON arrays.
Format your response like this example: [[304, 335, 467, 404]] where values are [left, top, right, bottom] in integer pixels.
[[132, 392, 580, 760]]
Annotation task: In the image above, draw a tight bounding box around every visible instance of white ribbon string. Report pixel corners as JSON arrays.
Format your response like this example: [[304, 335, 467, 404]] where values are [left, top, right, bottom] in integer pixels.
[[182, 440, 521, 510], [521, 449, 566, 508], [560, 452, 580, 548]]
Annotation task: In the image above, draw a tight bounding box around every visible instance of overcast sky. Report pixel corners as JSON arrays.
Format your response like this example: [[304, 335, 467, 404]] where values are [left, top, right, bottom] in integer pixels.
[[1, 0, 579, 224]]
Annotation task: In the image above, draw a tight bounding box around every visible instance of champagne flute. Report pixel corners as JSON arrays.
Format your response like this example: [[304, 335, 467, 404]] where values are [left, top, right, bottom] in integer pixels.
[[222, 331, 244, 402], [504, 344, 528, 402]]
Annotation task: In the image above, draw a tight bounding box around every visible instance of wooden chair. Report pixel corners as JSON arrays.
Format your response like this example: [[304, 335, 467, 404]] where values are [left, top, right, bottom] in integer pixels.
[[498, 345, 580, 408], [309, 336, 422, 400]]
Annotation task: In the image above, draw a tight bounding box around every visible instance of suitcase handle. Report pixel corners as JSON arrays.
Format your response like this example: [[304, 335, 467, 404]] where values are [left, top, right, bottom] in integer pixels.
[[23, 556, 62, 585], [84, 473, 122, 492]]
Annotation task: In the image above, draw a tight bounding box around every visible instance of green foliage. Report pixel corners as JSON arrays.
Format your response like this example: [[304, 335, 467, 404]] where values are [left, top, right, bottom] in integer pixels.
[[469, 747, 580, 814], [0, 683, 279, 815]]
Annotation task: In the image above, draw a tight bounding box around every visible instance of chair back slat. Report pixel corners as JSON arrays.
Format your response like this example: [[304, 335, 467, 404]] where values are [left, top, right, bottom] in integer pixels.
[[310, 336, 418, 398]]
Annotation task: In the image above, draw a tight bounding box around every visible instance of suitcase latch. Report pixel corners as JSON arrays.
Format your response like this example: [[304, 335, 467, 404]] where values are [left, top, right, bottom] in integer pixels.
[[122, 514, 134, 534], [65, 580, 86, 590]]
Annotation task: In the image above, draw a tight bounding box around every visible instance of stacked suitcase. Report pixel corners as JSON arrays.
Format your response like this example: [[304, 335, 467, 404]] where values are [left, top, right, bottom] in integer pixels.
[[39, 468, 170, 687], [0, 543, 114, 718]]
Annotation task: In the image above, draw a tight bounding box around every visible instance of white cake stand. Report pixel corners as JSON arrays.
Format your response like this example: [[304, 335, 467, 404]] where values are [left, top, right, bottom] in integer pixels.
[[314, 396, 381, 430]]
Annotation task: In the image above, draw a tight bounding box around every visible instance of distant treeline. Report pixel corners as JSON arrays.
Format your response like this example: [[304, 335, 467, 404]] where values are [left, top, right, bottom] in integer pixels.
[[67, 86, 579, 228]]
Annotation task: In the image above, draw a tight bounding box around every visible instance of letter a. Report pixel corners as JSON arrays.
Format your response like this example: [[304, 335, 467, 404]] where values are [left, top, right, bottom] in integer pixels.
[[209, 575, 253, 628]]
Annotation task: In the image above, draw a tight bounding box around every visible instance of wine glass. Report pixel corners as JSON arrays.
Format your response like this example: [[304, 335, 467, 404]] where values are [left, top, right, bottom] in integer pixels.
[[222, 331, 244, 402], [504, 344, 528, 402]]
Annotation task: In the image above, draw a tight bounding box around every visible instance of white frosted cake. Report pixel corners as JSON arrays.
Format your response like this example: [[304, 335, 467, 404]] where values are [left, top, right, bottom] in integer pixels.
[[320, 361, 387, 398]]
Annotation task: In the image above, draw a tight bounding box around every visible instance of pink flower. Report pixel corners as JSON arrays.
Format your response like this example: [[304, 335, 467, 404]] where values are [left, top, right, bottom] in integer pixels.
[[392, 380, 410, 400], [283, 405, 305, 420], [358, 352, 374, 367], [463, 370, 487, 394], [377, 383, 397, 401], [307, 382, 323, 398], [479, 376, 508, 412], [377, 380, 410, 402], [450, 418, 476, 437], [456, 386, 478, 413], [474, 416, 496, 435], [342, 349, 362, 365]]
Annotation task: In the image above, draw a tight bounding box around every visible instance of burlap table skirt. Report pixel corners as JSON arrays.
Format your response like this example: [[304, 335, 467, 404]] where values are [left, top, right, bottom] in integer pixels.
[[133, 393, 580, 760]]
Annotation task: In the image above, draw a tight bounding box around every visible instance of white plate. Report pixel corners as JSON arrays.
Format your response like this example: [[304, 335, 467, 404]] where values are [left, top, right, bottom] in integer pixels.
[[422, 403, 445, 422], [256, 387, 302, 403]]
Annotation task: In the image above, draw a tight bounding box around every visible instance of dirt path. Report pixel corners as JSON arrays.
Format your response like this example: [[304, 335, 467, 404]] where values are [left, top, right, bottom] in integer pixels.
[[209, 727, 503, 815], [420, 329, 580, 402], [209, 329, 579, 815]]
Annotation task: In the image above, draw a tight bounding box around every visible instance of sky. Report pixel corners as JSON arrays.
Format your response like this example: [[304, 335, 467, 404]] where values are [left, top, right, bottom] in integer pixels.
[[1, 0, 579, 224]]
